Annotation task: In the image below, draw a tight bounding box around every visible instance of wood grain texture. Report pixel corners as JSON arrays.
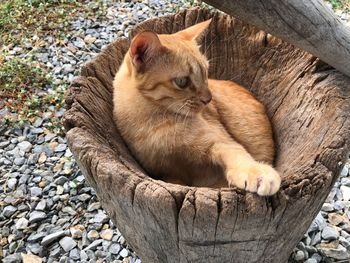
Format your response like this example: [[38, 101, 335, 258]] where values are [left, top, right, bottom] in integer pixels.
[[202, 0, 350, 78], [63, 9, 350, 263]]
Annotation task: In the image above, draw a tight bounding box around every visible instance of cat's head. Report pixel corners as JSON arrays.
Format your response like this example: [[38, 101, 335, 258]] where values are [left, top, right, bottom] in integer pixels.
[[126, 19, 212, 116]]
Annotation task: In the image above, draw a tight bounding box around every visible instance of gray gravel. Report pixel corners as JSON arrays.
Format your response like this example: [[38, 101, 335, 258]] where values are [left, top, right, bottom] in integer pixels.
[[290, 163, 350, 262], [1, 0, 350, 262]]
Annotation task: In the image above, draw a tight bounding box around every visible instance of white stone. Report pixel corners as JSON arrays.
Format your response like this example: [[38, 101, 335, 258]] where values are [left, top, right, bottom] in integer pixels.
[[322, 225, 339, 240], [59, 236, 77, 252], [293, 250, 304, 261], [29, 211, 46, 223], [56, 185, 64, 195], [340, 185, 350, 201], [321, 203, 334, 212], [7, 178, 17, 190], [119, 248, 129, 258], [17, 141, 32, 152], [35, 200, 46, 211], [21, 253, 43, 263], [16, 218, 29, 230], [341, 164, 349, 177], [41, 230, 66, 246]]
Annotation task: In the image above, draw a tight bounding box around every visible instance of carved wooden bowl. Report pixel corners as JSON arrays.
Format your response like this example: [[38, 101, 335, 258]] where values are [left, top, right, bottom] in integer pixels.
[[63, 9, 350, 263]]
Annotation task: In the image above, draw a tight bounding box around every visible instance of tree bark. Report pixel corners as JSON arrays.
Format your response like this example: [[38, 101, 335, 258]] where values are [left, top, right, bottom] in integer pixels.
[[202, 0, 350, 78], [63, 9, 350, 263]]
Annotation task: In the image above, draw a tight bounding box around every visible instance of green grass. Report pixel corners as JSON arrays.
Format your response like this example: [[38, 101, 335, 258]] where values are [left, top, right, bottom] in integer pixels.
[[0, 0, 107, 46], [0, 0, 85, 45], [326, 0, 350, 10], [0, 54, 67, 131], [0, 0, 107, 131], [0, 55, 48, 93], [0, 0, 84, 130]]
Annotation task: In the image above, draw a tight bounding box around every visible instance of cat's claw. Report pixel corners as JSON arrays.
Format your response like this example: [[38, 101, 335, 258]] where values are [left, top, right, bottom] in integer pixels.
[[227, 162, 281, 196]]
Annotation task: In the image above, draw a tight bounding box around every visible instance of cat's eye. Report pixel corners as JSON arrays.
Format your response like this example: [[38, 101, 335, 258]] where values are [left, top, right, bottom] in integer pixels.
[[173, 76, 191, 89]]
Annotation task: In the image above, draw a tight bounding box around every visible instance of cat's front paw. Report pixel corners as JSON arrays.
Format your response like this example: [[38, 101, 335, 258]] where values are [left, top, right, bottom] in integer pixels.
[[226, 162, 281, 196]]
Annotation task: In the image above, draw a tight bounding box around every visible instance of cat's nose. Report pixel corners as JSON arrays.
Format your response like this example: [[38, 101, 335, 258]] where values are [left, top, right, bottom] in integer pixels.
[[199, 90, 212, 105]]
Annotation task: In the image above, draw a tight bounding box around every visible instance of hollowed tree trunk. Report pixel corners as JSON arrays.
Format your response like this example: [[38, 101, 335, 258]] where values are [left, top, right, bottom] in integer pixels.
[[63, 9, 350, 263]]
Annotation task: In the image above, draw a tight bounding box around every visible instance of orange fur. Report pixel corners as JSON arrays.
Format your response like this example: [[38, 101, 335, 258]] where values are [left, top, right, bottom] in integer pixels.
[[113, 20, 281, 195]]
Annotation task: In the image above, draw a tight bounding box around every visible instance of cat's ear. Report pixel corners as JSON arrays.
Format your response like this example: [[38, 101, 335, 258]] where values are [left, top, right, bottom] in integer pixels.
[[175, 19, 211, 43], [130, 31, 166, 73]]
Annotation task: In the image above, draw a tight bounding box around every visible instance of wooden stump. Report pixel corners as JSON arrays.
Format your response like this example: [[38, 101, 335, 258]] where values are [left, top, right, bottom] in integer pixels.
[[63, 9, 350, 263]]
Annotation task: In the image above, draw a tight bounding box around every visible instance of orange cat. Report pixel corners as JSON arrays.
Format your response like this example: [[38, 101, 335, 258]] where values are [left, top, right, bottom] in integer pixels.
[[113, 20, 281, 196]]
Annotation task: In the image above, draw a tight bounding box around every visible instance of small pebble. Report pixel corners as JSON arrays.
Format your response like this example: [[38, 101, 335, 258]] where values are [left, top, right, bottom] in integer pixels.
[[3, 205, 17, 217], [100, 229, 113, 241], [7, 178, 17, 190], [294, 250, 305, 261], [15, 218, 29, 230], [322, 225, 339, 241], [59, 236, 77, 252], [30, 187, 43, 197], [41, 230, 66, 246], [17, 141, 32, 152], [35, 199, 46, 211], [29, 211, 47, 223], [119, 248, 129, 258], [87, 230, 99, 241], [305, 259, 317, 263]]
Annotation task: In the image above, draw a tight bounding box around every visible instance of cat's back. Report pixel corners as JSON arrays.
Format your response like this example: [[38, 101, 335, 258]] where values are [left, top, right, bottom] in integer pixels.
[[206, 79, 275, 164]]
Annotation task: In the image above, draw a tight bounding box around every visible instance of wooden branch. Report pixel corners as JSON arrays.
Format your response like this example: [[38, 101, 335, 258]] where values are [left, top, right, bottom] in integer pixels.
[[202, 0, 350, 78]]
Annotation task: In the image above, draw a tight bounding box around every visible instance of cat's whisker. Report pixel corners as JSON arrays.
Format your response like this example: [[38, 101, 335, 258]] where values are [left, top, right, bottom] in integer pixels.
[[204, 35, 219, 55], [157, 100, 183, 153], [203, 35, 236, 61], [173, 100, 188, 123], [207, 55, 226, 64], [158, 109, 171, 164], [204, 34, 237, 56], [183, 107, 191, 132], [182, 101, 191, 121], [161, 101, 179, 124], [173, 101, 189, 146]]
